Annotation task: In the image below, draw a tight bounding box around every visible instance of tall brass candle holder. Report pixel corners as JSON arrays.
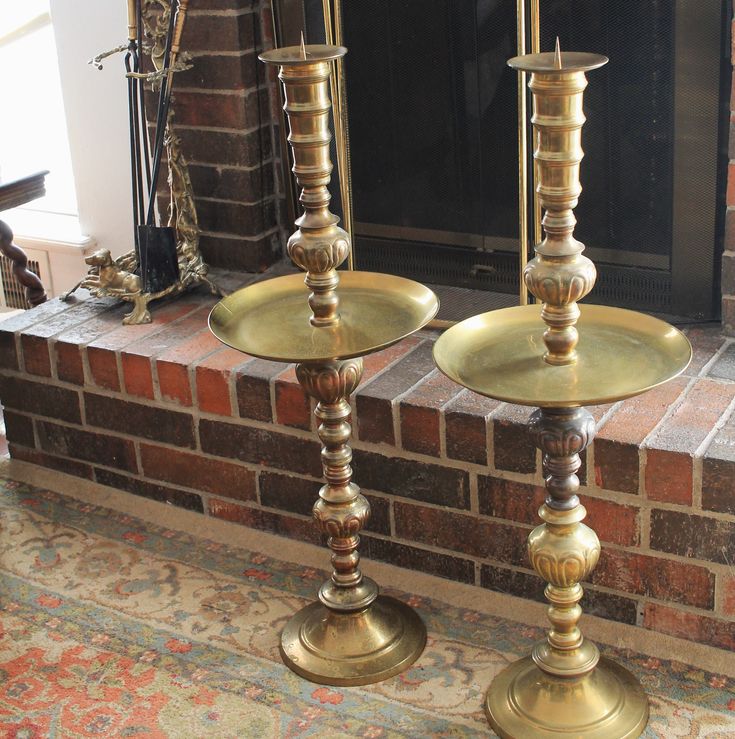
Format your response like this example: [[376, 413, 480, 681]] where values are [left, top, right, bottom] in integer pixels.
[[209, 43, 436, 686], [434, 46, 691, 738]]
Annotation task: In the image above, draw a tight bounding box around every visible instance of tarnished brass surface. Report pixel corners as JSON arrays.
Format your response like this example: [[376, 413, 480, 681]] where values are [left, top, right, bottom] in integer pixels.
[[433, 304, 691, 407], [527, 408, 600, 678], [280, 596, 427, 686], [281, 357, 426, 684], [507, 49, 607, 365], [210, 43, 432, 685], [485, 407, 648, 737], [486, 656, 649, 739], [209, 271, 438, 363], [439, 46, 690, 737], [261, 44, 349, 327]]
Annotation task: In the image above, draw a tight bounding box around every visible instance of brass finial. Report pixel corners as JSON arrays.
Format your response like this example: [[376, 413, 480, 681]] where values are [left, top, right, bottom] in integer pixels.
[[300, 31, 307, 60], [554, 36, 562, 69]]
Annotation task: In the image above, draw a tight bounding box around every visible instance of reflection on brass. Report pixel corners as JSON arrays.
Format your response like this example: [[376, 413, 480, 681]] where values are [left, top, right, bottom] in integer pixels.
[[434, 44, 692, 738], [509, 48, 607, 365], [211, 44, 436, 685], [65, 0, 222, 324], [209, 271, 438, 363], [431, 303, 691, 407], [263, 44, 349, 327]]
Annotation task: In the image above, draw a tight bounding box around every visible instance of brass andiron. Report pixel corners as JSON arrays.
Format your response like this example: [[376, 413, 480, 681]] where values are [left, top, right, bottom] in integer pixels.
[[209, 43, 437, 685], [434, 43, 691, 738]]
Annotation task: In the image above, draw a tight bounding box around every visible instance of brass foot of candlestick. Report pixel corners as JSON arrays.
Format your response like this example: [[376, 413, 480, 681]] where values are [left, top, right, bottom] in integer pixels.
[[485, 407, 648, 738], [281, 358, 425, 685], [210, 41, 436, 686]]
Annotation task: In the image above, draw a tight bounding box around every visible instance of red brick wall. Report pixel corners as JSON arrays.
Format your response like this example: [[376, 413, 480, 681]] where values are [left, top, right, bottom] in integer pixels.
[[2, 297, 735, 652], [169, 0, 286, 272]]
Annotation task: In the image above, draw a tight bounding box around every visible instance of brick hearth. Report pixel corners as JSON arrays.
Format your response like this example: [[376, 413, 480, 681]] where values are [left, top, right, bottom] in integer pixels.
[[1, 287, 735, 652]]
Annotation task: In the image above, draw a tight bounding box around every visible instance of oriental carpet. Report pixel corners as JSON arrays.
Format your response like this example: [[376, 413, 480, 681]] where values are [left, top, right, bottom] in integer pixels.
[[0, 475, 733, 738]]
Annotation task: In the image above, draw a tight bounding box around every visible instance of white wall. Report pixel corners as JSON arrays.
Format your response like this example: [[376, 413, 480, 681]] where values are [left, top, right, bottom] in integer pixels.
[[49, 0, 133, 260]]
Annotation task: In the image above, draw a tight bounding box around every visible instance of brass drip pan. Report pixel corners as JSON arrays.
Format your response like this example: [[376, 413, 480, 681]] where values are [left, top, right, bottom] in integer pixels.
[[434, 304, 691, 408], [209, 271, 439, 363]]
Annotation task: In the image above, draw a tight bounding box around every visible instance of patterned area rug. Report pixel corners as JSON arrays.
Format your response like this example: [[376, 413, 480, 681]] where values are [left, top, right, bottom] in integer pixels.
[[0, 477, 734, 738]]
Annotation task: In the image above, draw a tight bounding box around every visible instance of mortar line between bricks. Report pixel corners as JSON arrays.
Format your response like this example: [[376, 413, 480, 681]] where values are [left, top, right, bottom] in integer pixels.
[[47, 337, 60, 379], [595, 400, 624, 431], [15, 334, 25, 374], [697, 336, 733, 378], [469, 471, 479, 515], [640, 374, 698, 448], [354, 340, 429, 397], [390, 368, 434, 450], [209, 496, 314, 524], [640, 505, 651, 550], [387, 496, 396, 538], [694, 390, 735, 458], [133, 439, 143, 476], [692, 456, 704, 511]]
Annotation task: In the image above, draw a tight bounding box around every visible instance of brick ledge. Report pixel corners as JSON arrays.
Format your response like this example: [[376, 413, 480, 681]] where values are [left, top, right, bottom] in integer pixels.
[[1, 287, 734, 651]]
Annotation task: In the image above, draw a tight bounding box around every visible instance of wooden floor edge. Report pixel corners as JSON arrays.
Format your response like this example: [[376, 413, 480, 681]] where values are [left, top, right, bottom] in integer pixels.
[[3, 457, 733, 678]]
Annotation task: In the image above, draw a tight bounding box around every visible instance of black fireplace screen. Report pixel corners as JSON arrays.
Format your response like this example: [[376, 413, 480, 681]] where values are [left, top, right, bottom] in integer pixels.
[[295, 0, 729, 319]]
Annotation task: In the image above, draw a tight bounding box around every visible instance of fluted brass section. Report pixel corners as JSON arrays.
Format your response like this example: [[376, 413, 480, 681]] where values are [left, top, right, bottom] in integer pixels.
[[295, 358, 378, 612], [513, 56, 607, 365], [528, 406, 601, 677], [261, 47, 350, 327]]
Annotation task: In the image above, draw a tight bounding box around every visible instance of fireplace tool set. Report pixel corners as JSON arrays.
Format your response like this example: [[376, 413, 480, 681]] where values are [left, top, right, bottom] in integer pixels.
[[62, 0, 222, 324], [209, 37, 691, 738]]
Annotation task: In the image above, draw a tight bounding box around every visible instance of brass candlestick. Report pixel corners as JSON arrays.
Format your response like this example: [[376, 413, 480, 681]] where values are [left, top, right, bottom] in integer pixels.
[[209, 43, 436, 686], [434, 44, 691, 738]]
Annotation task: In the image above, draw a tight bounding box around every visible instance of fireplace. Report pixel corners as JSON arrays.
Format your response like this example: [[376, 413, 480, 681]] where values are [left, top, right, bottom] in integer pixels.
[[274, 0, 731, 319]]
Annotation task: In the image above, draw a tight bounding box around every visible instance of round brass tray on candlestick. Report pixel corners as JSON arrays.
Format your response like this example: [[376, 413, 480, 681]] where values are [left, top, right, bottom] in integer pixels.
[[209, 41, 436, 686], [434, 44, 691, 738]]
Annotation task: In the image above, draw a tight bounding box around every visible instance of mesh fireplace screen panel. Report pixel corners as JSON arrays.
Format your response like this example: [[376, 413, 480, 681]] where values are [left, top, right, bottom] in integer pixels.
[[300, 0, 727, 317], [540, 0, 675, 259], [341, 0, 519, 241]]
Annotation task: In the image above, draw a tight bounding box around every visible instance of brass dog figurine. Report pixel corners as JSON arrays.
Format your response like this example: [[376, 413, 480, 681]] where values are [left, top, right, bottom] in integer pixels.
[[62, 248, 151, 325]]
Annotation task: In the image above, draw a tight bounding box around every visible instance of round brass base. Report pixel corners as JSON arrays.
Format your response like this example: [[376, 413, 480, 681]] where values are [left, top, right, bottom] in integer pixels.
[[485, 656, 649, 739], [279, 595, 427, 686]]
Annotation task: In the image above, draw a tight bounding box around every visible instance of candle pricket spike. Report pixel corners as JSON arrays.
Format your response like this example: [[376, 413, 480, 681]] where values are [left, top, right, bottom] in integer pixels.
[[554, 36, 562, 69], [300, 32, 307, 60]]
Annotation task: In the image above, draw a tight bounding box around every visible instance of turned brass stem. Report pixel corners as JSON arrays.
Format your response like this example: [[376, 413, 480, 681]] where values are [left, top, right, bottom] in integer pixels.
[[296, 358, 377, 612], [261, 46, 350, 328], [509, 51, 607, 366], [528, 406, 600, 677]]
